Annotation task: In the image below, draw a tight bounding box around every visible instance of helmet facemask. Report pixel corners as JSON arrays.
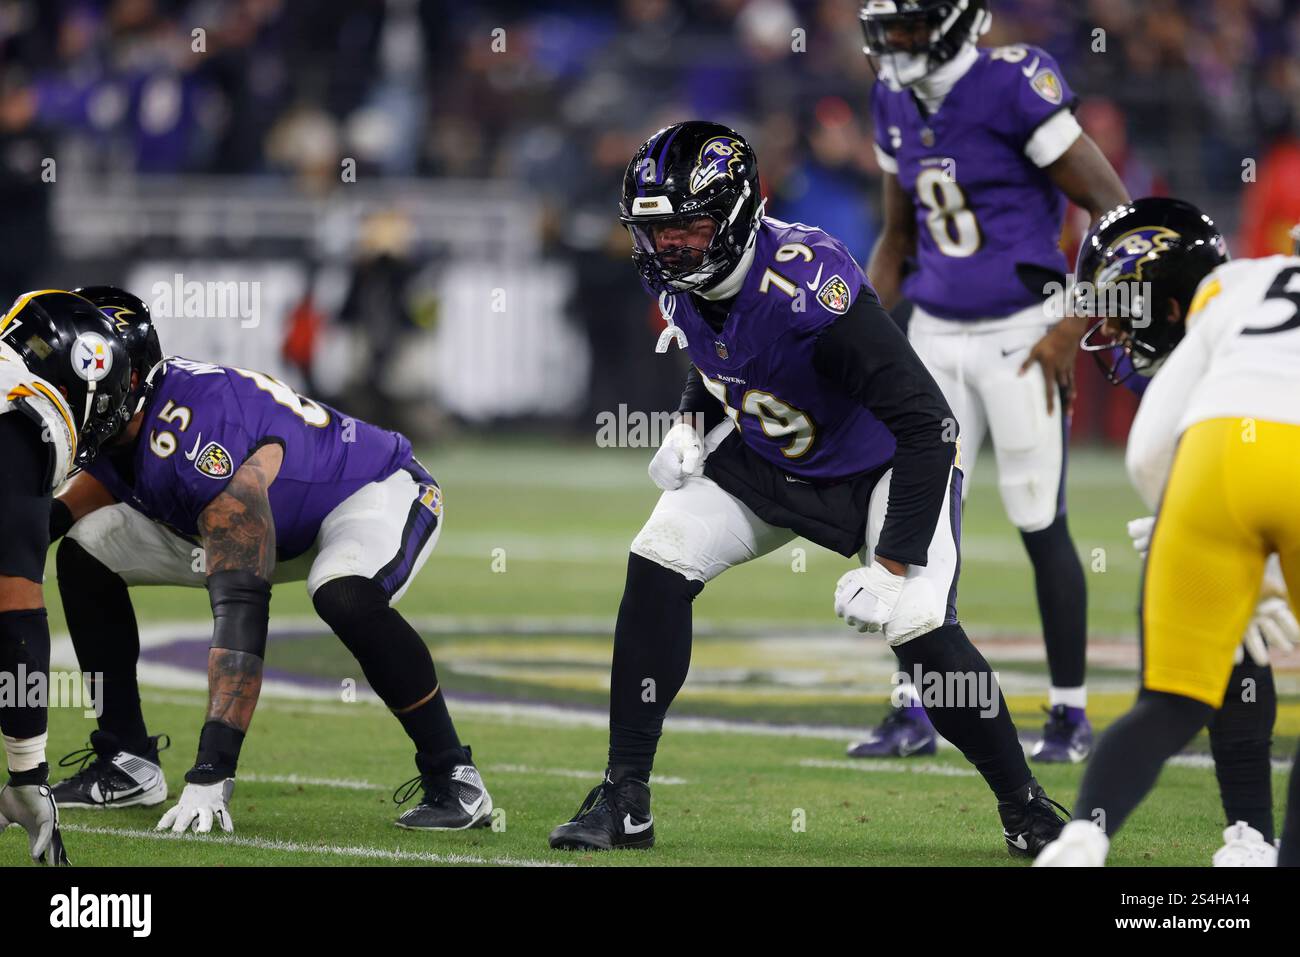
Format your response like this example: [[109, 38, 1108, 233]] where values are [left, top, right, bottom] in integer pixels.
[[859, 0, 990, 92], [623, 180, 759, 294]]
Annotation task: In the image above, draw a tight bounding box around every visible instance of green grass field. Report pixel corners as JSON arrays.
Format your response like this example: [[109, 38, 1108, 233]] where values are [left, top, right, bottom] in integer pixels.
[[8, 440, 1298, 867]]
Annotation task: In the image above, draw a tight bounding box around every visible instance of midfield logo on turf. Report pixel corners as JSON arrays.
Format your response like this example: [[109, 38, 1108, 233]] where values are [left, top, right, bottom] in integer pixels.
[[890, 665, 1002, 718], [0, 668, 103, 718]]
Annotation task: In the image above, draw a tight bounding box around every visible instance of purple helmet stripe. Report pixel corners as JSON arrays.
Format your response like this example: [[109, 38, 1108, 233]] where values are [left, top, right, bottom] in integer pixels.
[[652, 126, 682, 185], [636, 128, 668, 198]]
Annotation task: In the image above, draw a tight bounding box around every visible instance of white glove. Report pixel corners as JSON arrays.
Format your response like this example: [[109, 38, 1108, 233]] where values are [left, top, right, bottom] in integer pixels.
[[1127, 515, 1155, 559], [648, 421, 705, 491], [0, 783, 70, 865], [834, 561, 906, 634], [1241, 597, 1298, 667], [157, 779, 235, 834]]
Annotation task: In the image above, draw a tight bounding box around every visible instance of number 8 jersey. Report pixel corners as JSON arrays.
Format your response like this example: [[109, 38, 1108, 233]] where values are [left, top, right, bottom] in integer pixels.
[[87, 356, 414, 557], [872, 44, 1079, 320]]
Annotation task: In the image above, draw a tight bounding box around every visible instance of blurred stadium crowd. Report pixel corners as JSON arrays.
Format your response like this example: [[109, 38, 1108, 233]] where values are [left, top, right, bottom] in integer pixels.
[[2, 0, 1299, 438]]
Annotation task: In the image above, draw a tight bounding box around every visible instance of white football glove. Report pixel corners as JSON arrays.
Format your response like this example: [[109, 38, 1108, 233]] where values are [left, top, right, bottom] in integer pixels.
[[648, 421, 705, 491], [1241, 597, 1298, 667], [0, 783, 70, 865], [1127, 515, 1155, 559], [157, 779, 235, 834], [834, 561, 906, 635]]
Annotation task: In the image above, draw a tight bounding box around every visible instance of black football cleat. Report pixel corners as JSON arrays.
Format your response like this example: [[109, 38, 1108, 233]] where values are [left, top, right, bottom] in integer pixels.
[[548, 766, 654, 851], [52, 731, 169, 809], [393, 746, 493, 830], [998, 780, 1069, 859]]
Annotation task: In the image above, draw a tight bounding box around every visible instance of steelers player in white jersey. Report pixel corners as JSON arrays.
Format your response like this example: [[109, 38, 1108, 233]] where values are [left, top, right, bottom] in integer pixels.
[[0, 290, 133, 865], [1035, 198, 1300, 866]]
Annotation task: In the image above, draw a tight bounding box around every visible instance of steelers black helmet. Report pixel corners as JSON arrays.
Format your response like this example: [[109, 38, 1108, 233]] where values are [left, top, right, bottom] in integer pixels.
[[73, 285, 162, 414], [620, 121, 764, 294], [0, 290, 133, 470], [1076, 198, 1229, 385]]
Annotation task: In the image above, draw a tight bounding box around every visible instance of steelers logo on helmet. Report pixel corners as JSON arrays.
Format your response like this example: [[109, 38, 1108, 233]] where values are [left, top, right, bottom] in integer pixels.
[[72, 331, 115, 383]]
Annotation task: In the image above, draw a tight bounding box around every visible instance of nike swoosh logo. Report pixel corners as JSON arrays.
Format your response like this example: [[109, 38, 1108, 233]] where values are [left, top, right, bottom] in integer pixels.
[[898, 739, 928, 756], [623, 813, 653, 835], [1004, 830, 1029, 850], [805, 264, 824, 290], [459, 794, 484, 817], [1000, 346, 1027, 358], [184, 433, 203, 461], [1022, 56, 1040, 78]]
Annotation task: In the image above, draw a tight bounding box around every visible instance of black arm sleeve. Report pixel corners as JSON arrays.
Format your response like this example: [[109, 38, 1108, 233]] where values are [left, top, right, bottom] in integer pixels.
[[676, 365, 727, 434], [811, 289, 956, 566]]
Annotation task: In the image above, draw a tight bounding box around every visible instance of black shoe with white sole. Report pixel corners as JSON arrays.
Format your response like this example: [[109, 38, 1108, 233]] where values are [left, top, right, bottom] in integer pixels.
[[52, 731, 169, 809], [998, 780, 1069, 859], [549, 766, 654, 851], [394, 747, 493, 830]]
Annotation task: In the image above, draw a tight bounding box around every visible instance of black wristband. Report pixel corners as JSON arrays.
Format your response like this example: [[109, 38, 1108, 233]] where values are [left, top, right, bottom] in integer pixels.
[[49, 499, 74, 542], [207, 569, 272, 658], [186, 720, 245, 783]]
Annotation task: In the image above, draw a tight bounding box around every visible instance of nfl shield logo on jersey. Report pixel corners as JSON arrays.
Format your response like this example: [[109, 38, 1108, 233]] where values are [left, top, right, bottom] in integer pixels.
[[194, 441, 234, 479], [714, 339, 729, 360], [816, 275, 852, 315]]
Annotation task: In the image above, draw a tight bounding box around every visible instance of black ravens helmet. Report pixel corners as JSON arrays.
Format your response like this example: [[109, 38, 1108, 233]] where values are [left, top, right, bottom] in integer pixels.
[[0, 290, 133, 471], [620, 121, 764, 294], [73, 285, 162, 415], [1076, 197, 1230, 385], [860, 0, 992, 90]]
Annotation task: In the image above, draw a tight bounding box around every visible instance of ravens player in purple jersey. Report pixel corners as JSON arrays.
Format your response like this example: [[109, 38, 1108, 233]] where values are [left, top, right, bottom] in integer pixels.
[[853, 0, 1131, 763], [46, 287, 492, 834], [547, 121, 1067, 857]]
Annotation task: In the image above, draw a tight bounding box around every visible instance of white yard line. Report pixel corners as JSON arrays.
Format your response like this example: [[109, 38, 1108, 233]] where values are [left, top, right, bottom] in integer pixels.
[[796, 757, 977, 778], [59, 824, 570, 867], [485, 763, 686, 785]]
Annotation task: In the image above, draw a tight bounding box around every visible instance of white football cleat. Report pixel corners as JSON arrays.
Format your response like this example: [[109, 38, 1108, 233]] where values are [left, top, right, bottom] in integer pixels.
[[1212, 821, 1277, 867], [1033, 819, 1109, 867]]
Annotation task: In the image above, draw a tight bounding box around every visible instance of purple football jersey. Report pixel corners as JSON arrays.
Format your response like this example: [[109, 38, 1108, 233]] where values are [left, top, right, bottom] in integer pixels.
[[88, 357, 413, 557], [872, 45, 1077, 320], [666, 216, 896, 480]]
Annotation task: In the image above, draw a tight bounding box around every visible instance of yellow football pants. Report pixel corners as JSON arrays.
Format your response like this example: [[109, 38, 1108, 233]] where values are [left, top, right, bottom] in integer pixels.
[[1143, 416, 1300, 707]]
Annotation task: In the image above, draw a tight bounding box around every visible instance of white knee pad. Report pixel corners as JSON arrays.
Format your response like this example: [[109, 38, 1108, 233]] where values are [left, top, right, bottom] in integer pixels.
[[630, 508, 716, 584], [998, 466, 1059, 533]]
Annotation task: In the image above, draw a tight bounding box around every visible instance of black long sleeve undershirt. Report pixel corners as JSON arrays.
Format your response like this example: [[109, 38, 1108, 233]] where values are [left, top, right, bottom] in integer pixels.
[[811, 289, 957, 567], [676, 364, 727, 433]]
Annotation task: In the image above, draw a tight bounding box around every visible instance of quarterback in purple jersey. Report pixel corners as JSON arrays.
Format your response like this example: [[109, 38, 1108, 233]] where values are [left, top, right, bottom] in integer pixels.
[[45, 287, 492, 834], [854, 0, 1131, 763], [548, 121, 1069, 858]]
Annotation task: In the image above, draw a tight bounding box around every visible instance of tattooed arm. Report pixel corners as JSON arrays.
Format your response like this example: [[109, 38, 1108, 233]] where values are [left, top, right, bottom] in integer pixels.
[[195, 442, 283, 738]]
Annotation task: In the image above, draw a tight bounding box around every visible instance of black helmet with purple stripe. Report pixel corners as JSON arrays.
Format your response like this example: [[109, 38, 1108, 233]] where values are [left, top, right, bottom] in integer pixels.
[[619, 121, 763, 294], [860, 0, 992, 90]]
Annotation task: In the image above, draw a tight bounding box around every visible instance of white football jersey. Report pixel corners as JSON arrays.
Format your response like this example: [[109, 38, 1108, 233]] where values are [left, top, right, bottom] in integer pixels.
[[1127, 255, 1300, 509], [0, 340, 78, 492]]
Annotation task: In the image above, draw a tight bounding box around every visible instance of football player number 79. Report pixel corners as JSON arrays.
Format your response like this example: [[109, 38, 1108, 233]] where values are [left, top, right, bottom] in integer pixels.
[[700, 373, 815, 459]]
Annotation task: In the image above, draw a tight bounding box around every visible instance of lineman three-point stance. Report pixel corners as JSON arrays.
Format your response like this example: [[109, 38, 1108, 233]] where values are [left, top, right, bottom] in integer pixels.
[[0, 290, 134, 865], [1037, 198, 1300, 866]]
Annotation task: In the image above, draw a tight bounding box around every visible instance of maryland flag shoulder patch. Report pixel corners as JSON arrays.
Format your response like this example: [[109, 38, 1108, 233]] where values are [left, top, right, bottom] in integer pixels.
[[816, 274, 852, 315], [1031, 68, 1063, 105], [194, 441, 234, 479]]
